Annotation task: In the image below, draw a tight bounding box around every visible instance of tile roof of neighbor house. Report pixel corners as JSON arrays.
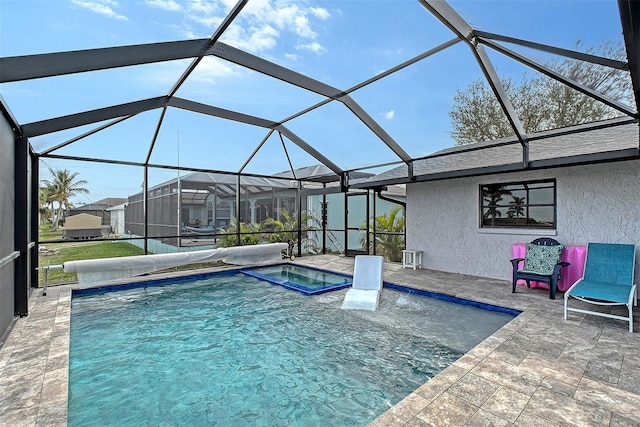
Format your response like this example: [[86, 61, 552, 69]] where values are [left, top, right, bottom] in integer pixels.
[[74, 198, 128, 209], [356, 117, 640, 187], [95, 197, 128, 206]]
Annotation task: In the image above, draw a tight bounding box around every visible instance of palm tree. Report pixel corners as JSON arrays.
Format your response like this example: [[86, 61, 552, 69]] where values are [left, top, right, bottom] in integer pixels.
[[507, 196, 526, 219], [360, 205, 405, 262], [41, 166, 89, 229], [39, 185, 56, 224], [263, 209, 317, 253]]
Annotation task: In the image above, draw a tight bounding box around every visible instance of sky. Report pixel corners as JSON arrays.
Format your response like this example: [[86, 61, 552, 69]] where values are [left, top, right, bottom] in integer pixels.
[[0, 0, 629, 205]]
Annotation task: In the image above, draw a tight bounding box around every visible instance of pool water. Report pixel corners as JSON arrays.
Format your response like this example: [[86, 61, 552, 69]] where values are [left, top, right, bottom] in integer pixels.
[[242, 264, 352, 294], [69, 272, 515, 426]]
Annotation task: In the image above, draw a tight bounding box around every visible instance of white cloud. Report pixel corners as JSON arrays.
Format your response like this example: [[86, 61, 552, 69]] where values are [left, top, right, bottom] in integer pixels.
[[130, 58, 237, 88], [145, 0, 181, 12], [297, 41, 324, 54], [189, 14, 224, 30], [188, 0, 221, 17], [219, 23, 279, 52], [249, 25, 280, 50], [293, 15, 315, 38], [384, 110, 395, 120], [190, 57, 239, 84], [153, 1, 330, 55], [71, 0, 128, 20], [309, 7, 330, 20], [284, 53, 302, 61]]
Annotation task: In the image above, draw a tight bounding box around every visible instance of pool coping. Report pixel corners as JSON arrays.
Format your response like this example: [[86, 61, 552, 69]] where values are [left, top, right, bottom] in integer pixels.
[[1, 255, 639, 426]]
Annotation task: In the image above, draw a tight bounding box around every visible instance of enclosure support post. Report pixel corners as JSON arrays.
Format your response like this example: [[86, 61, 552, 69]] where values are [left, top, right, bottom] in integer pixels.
[[372, 190, 376, 256], [14, 135, 29, 316], [235, 174, 241, 246], [365, 190, 370, 255], [143, 166, 149, 254], [297, 181, 302, 258], [30, 155, 39, 290], [322, 187, 327, 255]]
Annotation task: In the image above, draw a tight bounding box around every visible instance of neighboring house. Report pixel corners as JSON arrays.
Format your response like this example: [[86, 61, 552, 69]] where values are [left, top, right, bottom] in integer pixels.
[[107, 203, 126, 235], [361, 117, 640, 281], [125, 171, 301, 245], [69, 197, 127, 227], [63, 213, 105, 239], [124, 166, 405, 252]]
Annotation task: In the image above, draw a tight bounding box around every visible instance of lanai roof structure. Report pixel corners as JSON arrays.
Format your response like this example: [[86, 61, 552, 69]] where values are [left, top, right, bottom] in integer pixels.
[[4, 2, 640, 425], [1, 0, 638, 194]]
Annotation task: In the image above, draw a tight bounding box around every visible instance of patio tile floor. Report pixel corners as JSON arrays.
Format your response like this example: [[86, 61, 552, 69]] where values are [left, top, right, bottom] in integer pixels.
[[1, 254, 639, 426]]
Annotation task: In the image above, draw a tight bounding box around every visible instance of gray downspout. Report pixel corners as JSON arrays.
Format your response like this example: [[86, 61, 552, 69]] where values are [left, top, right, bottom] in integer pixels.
[[375, 188, 406, 251]]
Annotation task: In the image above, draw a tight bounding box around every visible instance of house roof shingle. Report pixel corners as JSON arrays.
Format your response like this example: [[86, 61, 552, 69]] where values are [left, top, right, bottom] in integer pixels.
[[356, 117, 640, 187]]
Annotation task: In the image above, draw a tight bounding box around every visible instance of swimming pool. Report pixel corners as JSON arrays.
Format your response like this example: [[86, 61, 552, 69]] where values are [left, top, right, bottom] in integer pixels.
[[68, 268, 516, 426]]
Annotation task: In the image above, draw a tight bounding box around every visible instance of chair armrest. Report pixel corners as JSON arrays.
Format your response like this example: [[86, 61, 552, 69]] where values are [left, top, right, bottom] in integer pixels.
[[510, 258, 525, 269], [552, 262, 569, 276]]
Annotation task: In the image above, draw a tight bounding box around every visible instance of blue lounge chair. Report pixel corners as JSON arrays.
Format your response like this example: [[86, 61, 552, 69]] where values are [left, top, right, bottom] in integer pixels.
[[564, 243, 637, 332]]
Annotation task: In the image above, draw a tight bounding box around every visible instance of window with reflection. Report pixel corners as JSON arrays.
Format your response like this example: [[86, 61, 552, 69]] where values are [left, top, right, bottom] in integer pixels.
[[216, 202, 231, 229], [480, 180, 556, 229]]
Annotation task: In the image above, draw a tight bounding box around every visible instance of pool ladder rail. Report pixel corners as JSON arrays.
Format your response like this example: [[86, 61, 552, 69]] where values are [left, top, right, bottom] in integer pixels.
[[37, 264, 64, 296]]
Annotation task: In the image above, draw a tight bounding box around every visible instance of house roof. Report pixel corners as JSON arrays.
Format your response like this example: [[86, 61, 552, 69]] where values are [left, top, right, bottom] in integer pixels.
[[356, 117, 640, 187], [94, 197, 128, 207], [72, 198, 128, 209], [140, 170, 299, 202]]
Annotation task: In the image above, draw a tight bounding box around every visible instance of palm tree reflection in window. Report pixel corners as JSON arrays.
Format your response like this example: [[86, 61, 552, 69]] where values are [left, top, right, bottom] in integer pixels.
[[482, 185, 512, 226], [507, 196, 526, 219], [481, 180, 555, 229]]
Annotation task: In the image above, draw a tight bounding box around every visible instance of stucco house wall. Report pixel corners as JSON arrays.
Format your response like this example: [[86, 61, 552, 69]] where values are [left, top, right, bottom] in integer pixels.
[[406, 159, 640, 281]]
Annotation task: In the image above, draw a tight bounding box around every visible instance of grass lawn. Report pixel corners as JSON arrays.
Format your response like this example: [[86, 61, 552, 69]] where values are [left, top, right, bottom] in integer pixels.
[[38, 224, 64, 242]]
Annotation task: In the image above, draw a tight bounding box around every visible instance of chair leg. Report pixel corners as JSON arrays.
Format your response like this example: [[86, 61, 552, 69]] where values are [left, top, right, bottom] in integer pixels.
[[549, 277, 557, 300]]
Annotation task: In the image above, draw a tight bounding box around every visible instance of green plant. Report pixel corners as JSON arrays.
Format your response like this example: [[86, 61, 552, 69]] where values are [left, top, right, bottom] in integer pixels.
[[216, 219, 261, 247], [360, 205, 405, 262], [263, 209, 317, 253], [216, 210, 318, 253], [41, 166, 89, 230]]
